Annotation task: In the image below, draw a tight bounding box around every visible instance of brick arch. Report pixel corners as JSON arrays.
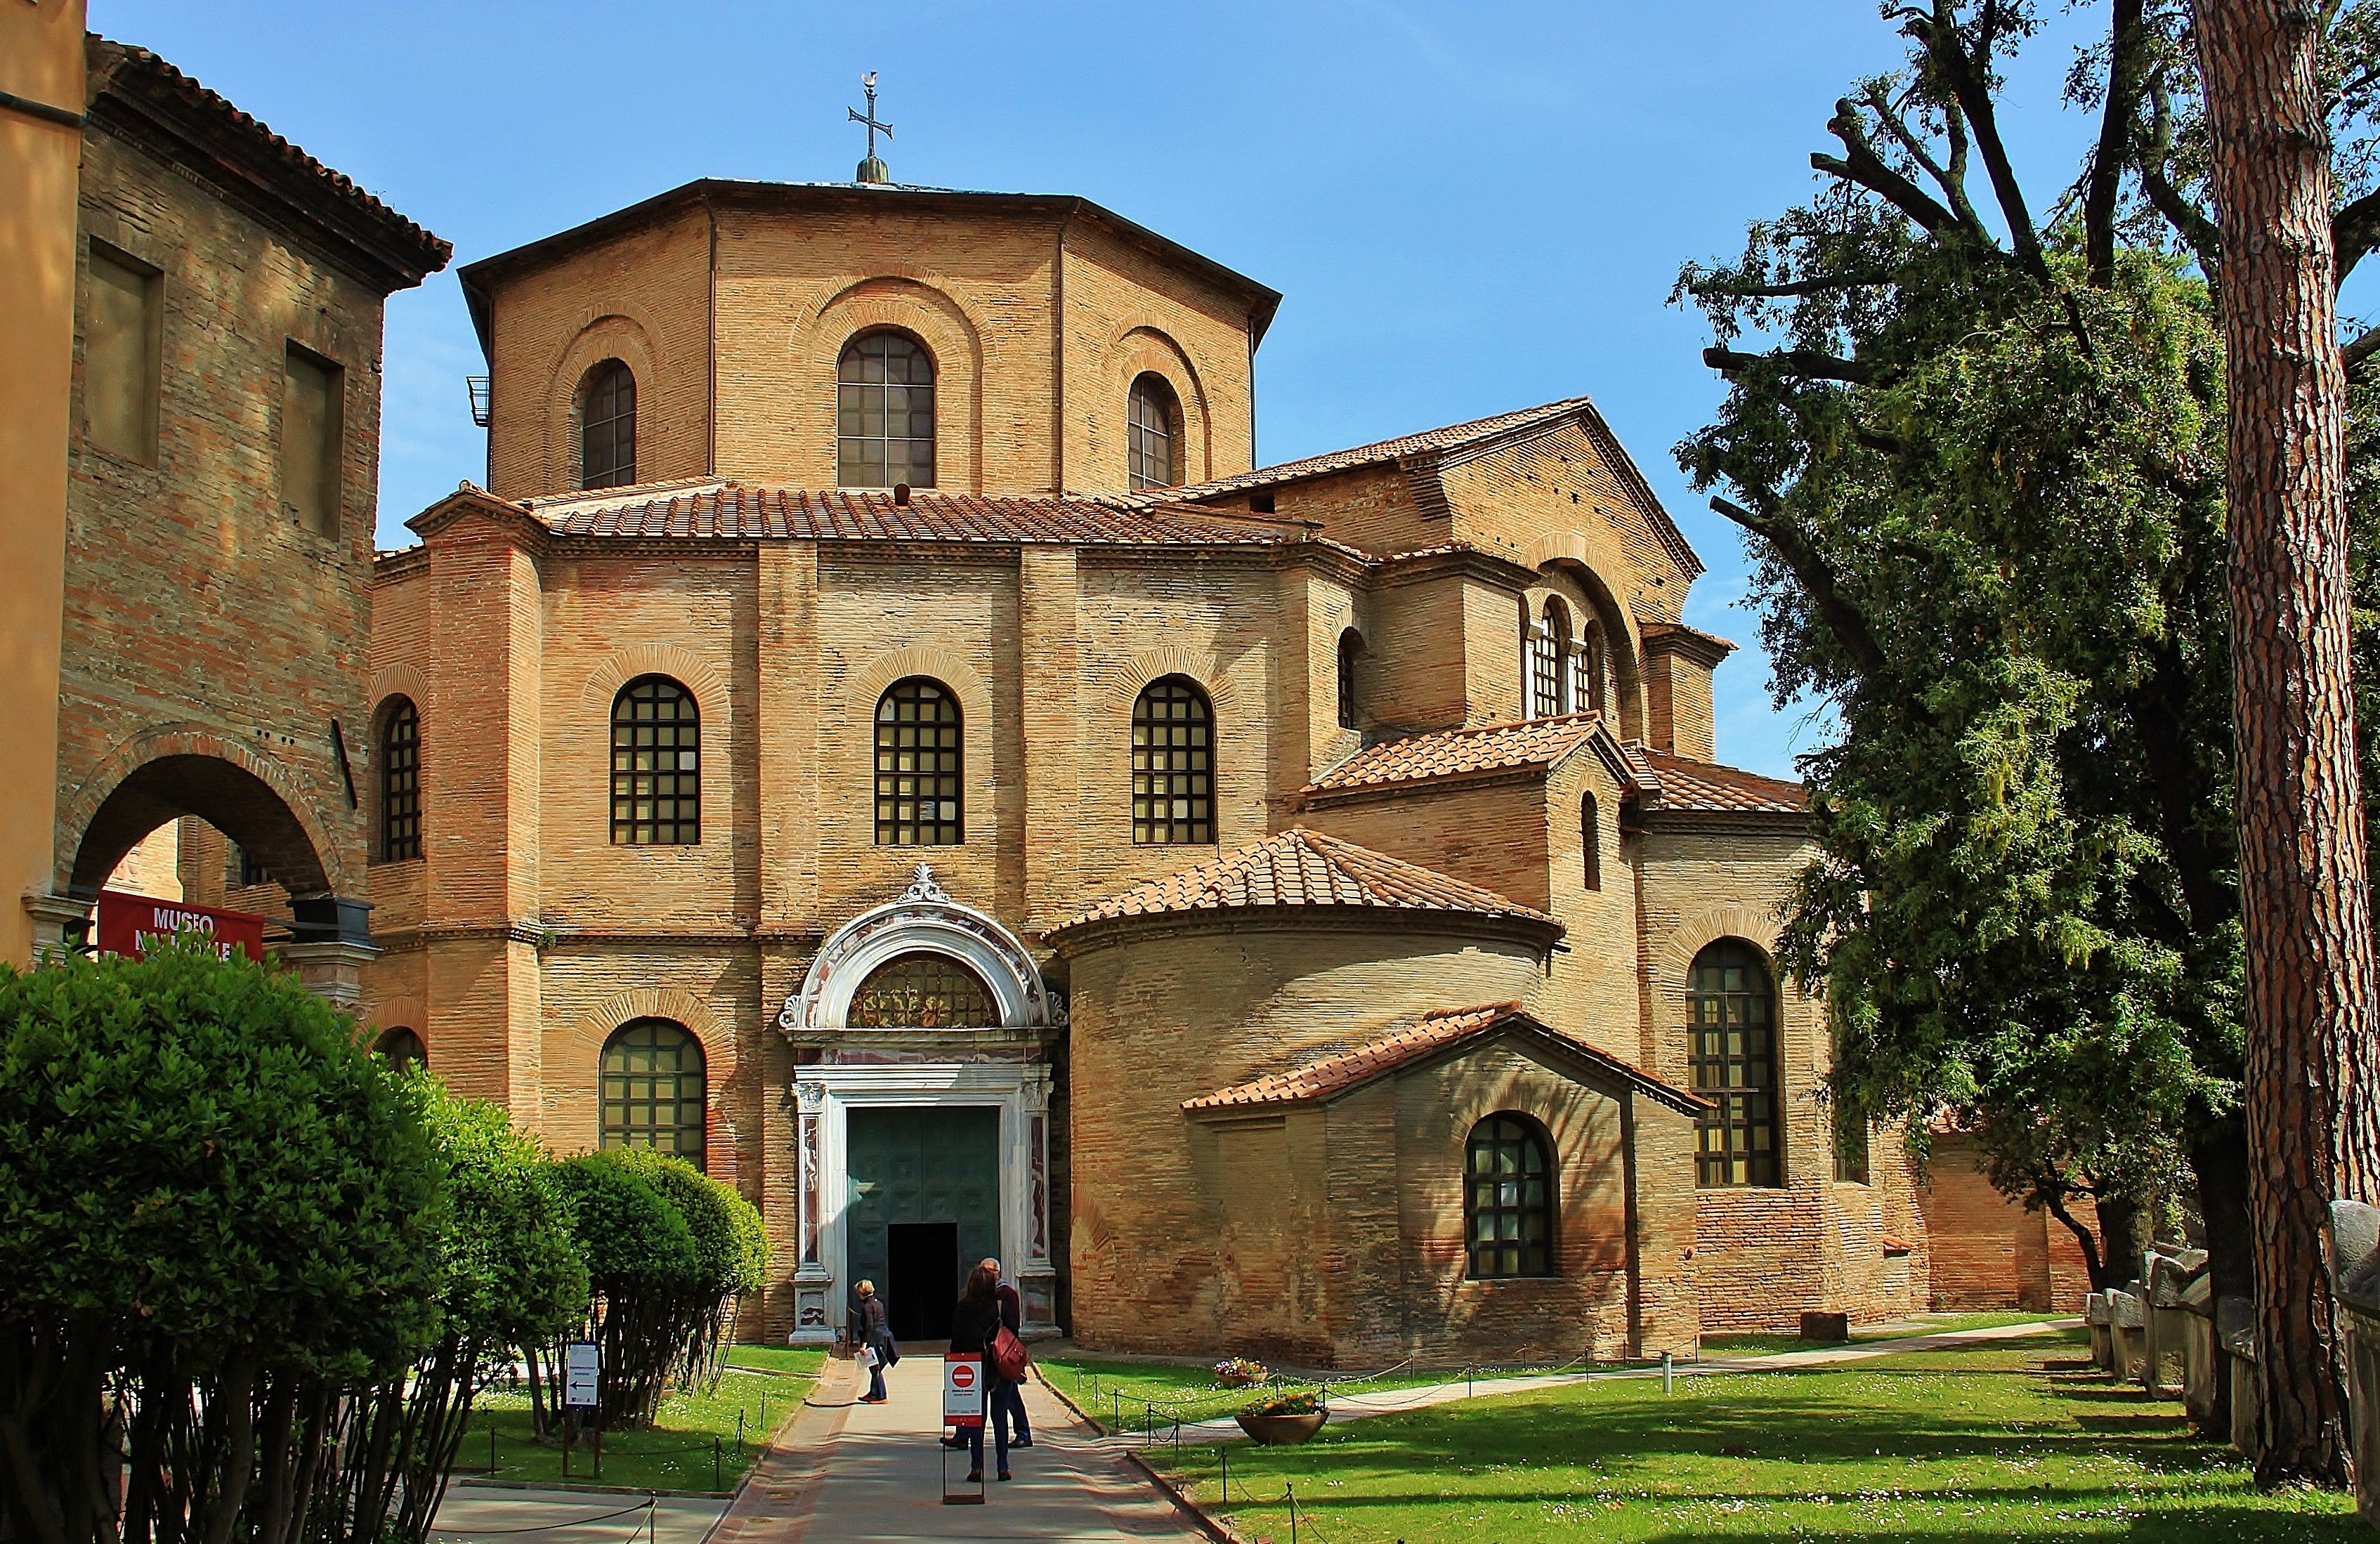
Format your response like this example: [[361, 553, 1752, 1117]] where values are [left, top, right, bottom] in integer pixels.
[[1113, 325, 1212, 486], [569, 987, 743, 1177], [847, 645, 994, 731], [1524, 538, 1645, 740], [580, 645, 732, 723], [366, 992, 429, 1038], [367, 663, 432, 719], [541, 311, 667, 494], [1097, 645, 1248, 722], [1653, 908, 1785, 1006], [60, 724, 347, 898], [797, 277, 984, 491]]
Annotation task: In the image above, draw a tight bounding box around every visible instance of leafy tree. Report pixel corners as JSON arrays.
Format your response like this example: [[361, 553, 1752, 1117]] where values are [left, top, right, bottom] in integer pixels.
[[316, 1084, 588, 1544], [0, 941, 443, 1544]]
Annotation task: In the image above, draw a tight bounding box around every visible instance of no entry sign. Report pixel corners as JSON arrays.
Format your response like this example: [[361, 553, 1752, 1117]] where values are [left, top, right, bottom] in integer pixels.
[[942, 1355, 984, 1428], [95, 891, 266, 963]]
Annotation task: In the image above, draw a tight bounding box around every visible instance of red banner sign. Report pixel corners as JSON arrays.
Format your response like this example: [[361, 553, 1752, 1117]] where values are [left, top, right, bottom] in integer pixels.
[[95, 891, 266, 963]]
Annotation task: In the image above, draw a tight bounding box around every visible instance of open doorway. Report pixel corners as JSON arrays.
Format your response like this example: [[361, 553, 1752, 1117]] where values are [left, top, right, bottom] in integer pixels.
[[886, 1222, 960, 1342]]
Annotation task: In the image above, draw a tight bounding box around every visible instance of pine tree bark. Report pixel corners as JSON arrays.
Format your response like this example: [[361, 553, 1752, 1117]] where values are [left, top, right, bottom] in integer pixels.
[[2193, 0, 2380, 1491]]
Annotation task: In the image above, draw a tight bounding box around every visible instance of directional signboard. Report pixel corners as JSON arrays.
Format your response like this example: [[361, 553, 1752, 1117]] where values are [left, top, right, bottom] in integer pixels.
[[563, 1341, 600, 1410]]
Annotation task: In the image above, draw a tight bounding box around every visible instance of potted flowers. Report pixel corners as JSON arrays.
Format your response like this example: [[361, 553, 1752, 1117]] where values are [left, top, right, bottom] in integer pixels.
[[1236, 1389, 1328, 1446], [1214, 1356, 1271, 1389]]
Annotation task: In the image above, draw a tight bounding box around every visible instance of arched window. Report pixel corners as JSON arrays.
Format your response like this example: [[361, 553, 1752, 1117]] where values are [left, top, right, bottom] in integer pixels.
[[601, 1019, 706, 1170], [1688, 940, 1781, 1186], [1534, 598, 1571, 718], [1577, 621, 1607, 715], [373, 1026, 425, 1072], [837, 330, 936, 488], [579, 360, 636, 490], [1336, 629, 1362, 731], [1132, 676, 1214, 844], [1581, 791, 1601, 891], [611, 676, 700, 846], [380, 696, 420, 862], [849, 951, 999, 1028], [1127, 373, 1177, 490], [875, 678, 963, 845], [1465, 1114, 1554, 1278]]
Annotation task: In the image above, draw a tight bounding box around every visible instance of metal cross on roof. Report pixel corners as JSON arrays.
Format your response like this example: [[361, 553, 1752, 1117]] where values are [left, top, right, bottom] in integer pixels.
[[848, 72, 893, 184]]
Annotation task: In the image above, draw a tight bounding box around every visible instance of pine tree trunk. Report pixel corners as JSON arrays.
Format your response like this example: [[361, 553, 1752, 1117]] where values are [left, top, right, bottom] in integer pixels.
[[2193, 0, 2380, 1491]]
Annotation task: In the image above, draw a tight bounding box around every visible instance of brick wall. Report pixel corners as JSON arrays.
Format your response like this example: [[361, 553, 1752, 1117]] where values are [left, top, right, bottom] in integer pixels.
[[1919, 1132, 2097, 1312]]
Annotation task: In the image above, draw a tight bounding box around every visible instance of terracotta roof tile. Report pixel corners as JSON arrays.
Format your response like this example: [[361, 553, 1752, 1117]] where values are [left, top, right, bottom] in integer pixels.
[[1160, 400, 1594, 501], [495, 483, 1308, 546], [1183, 1002, 1705, 1116], [1049, 828, 1557, 933], [1307, 715, 1607, 792], [1629, 746, 1808, 816], [90, 38, 450, 280]]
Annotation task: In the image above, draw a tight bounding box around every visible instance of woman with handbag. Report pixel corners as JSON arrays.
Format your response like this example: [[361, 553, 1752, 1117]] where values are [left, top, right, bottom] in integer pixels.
[[947, 1262, 1014, 1481], [854, 1280, 891, 1404]]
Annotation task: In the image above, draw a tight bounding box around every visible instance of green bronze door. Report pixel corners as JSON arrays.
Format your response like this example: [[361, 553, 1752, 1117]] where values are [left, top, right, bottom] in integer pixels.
[[845, 1106, 1001, 1341]]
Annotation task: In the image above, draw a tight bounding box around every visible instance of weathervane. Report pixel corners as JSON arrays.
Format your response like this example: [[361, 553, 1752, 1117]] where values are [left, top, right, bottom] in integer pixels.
[[849, 72, 893, 185]]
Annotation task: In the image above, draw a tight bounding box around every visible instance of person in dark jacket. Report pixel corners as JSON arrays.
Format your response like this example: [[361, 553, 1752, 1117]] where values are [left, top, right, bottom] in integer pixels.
[[990, 1258, 1032, 1447], [854, 1280, 891, 1403], [947, 1261, 1013, 1481]]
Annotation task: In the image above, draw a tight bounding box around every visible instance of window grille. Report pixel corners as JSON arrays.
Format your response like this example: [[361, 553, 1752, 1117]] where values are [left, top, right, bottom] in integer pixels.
[[1127, 374, 1177, 489], [580, 360, 636, 490], [849, 951, 999, 1028], [875, 679, 963, 845], [837, 331, 936, 488], [1465, 1114, 1555, 1278], [601, 1019, 706, 1170], [381, 697, 420, 861], [1132, 677, 1214, 844], [611, 676, 700, 845], [1689, 940, 1781, 1186]]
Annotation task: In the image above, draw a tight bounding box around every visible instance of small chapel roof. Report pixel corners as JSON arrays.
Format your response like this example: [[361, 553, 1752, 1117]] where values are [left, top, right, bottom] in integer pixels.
[[1304, 714, 1629, 794], [1628, 745, 1808, 816], [1045, 827, 1559, 937], [1161, 398, 1597, 499], [1182, 1002, 1706, 1117]]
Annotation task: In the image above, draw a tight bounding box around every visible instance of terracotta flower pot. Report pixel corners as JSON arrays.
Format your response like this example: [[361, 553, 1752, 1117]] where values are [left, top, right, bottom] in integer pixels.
[[1236, 1409, 1328, 1446], [1217, 1371, 1267, 1389]]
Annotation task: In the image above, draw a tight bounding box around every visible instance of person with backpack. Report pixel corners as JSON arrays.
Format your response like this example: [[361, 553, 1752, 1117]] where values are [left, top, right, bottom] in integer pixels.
[[990, 1259, 1032, 1448], [947, 1260, 1021, 1481]]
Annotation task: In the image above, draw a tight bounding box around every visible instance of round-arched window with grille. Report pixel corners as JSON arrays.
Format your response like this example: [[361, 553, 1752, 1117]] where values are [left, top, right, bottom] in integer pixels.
[[1465, 1114, 1555, 1278], [1688, 939, 1781, 1187], [848, 951, 1000, 1028], [611, 676, 700, 846], [601, 1019, 707, 1170], [875, 678, 963, 846], [373, 1026, 426, 1073], [1127, 374, 1177, 490], [579, 359, 636, 490], [837, 330, 936, 488], [1132, 676, 1214, 844]]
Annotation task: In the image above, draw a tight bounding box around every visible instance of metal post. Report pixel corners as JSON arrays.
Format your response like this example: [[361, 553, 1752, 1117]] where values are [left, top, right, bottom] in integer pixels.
[[738, 1410, 745, 1452], [1663, 1349, 1674, 1396], [1289, 1481, 1299, 1544], [1467, 1364, 1474, 1399], [714, 1436, 721, 1491], [594, 1420, 602, 1481], [1220, 1444, 1228, 1503], [760, 1389, 769, 1434], [489, 1425, 497, 1476]]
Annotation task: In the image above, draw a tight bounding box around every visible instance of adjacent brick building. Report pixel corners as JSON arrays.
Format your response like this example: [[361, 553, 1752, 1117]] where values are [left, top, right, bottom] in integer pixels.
[[18, 33, 445, 1002], [364, 168, 1928, 1360]]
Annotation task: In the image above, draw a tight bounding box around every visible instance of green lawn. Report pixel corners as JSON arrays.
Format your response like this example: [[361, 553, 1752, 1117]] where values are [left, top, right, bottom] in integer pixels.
[[1147, 1333, 2359, 1542], [457, 1347, 825, 1494]]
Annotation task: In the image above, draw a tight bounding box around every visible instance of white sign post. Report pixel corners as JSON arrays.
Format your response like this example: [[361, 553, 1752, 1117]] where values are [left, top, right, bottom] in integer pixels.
[[562, 1340, 600, 1481], [941, 1355, 986, 1505]]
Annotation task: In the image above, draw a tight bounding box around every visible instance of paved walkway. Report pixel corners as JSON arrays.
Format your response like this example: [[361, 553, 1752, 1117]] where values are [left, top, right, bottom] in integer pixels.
[[432, 1484, 728, 1544], [710, 1351, 1201, 1543], [1149, 1315, 2088, 1445]]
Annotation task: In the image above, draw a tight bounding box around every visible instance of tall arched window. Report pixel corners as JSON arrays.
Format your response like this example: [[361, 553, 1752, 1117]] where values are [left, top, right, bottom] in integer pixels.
[[849, 951, 999, 1028], [875, 678, 963, 845], [579, 359, 636, 490], [373, 1026, 425, 1072], [1688, 940, 1781, 1186], [1581, 791, 1601, 891], [1132, 676, 1214, 844], [1336, 628, 1363, 731], [1577, 621, 1607, 715], [1127, 373, 1177, 490], [611, 676, 700, 846], [380, 696, 420, 862], [1465, 1114, 1554, 1278], [601, 1018, 706, 1170], [1536, 598, 1573, 717], [837, 330, 936, 488]]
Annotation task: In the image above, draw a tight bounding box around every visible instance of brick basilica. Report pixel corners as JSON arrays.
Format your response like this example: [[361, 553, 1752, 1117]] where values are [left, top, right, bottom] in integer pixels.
[[338, 167, 1940, 1363]]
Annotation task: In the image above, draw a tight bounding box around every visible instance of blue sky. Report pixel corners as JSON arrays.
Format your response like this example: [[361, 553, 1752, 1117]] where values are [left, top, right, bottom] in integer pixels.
[[93, 1, 2110, 778]]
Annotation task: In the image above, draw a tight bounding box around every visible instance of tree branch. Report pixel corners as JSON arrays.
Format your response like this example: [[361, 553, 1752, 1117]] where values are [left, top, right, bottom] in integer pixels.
[[2142, 74, 2223, 277], [2086, 0, 2150, 288], [1703, 346, 1880, 384], [1913, 0, 2051, 281], [1711, 493, 1894, 680], [1861, 84, 1992, 242], [2345, 323, 2380, 378], [1689, 271, 1898, 300], [1812, 98, 1962, 235], [2336, 187, 2380, 284]]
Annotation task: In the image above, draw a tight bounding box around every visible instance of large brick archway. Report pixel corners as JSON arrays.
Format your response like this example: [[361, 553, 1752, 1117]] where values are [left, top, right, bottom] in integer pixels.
[[60, 727, 341, 901]]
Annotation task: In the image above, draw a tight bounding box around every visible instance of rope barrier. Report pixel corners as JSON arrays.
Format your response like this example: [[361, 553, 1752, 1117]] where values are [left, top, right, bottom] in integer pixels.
[[429, 1496, 657, 1535]]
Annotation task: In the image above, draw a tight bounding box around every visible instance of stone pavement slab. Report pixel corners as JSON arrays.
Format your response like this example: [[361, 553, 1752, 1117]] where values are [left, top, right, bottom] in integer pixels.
[[712, 1349, 1201, 1543], [432, 1484, 727, 1544]]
